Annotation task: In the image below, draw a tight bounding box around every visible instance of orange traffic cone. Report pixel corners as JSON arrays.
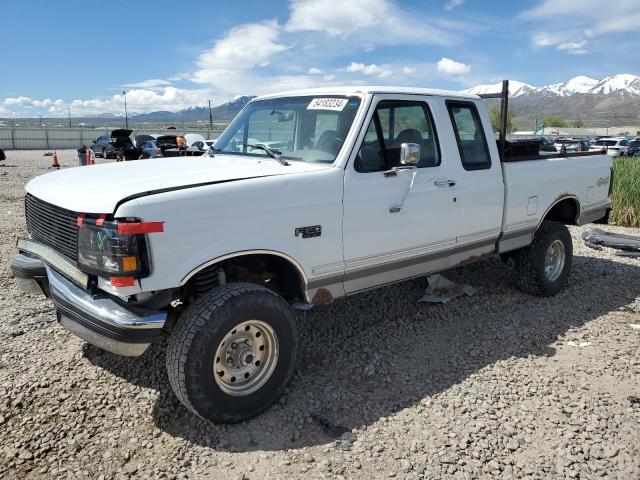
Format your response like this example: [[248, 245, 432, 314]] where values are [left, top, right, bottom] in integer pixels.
[[51, 151, 60, 169]]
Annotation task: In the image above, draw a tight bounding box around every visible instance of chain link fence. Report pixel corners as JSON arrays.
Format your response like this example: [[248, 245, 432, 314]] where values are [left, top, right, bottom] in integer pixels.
[[0, 127, 226, 150]]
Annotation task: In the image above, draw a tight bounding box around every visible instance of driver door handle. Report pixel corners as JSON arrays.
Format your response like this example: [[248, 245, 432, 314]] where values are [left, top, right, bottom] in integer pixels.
[[434, 179, 456, 187]]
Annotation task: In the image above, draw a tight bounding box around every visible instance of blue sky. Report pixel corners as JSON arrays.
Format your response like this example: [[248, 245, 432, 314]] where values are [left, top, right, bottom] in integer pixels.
[[1, 0, 638, 117]]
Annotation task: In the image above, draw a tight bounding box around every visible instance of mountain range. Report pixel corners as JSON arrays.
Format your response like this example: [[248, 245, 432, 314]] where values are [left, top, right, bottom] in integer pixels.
[[130, 95, 254, 123], [464, 74, 640, 98], [463, 74, 640, 129]]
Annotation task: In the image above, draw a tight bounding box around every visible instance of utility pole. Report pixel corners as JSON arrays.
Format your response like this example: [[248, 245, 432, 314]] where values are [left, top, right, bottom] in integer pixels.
[[123, 91, 129, 128], [67, 107, 71, 128], [208, 99, 213, 130]]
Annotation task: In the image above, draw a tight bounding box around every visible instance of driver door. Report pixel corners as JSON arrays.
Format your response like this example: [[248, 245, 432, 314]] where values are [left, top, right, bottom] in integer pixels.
[[342, 95, 457, 293]]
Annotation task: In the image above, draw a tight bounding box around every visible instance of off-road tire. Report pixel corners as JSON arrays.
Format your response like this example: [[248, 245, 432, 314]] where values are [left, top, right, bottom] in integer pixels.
[[102, 148, 108, 159], [166, 283, 298, 423], [512, 221, 573, 296]]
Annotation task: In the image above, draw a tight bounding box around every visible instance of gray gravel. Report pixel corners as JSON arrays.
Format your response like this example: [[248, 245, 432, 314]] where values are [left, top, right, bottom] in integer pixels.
[[1, 150, 639, 479]]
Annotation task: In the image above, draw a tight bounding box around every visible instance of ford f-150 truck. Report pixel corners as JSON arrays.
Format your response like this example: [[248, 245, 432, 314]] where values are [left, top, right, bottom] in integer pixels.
[[12, 83, 612, 423]]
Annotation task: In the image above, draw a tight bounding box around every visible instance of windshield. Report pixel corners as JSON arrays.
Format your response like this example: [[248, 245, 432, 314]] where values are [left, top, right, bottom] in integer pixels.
[[214, 95, 362, 163]]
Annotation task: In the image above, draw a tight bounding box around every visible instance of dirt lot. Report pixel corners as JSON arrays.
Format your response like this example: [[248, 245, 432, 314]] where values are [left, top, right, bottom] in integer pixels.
[[1, 150, 639, 479]]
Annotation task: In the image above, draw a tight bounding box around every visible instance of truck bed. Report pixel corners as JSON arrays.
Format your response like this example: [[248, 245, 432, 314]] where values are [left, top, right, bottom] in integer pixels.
[[499, 153, 612, 252]]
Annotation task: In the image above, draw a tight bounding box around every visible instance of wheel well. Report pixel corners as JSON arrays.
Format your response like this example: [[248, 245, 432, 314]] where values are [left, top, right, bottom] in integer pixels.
[[542, 198, 579, 226], [184, 254, 306, 303]]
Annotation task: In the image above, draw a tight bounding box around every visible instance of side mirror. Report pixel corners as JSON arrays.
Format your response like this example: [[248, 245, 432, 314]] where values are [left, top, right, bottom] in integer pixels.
[[400, 143, 420, 165]]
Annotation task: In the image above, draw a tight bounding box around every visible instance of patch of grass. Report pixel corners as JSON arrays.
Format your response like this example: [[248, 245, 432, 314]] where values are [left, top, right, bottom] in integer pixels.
[[610, 156, 640, 227]]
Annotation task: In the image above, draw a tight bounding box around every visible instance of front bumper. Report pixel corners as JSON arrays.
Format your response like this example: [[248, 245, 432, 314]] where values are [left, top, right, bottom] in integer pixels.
[[11, 247, 166, 357]]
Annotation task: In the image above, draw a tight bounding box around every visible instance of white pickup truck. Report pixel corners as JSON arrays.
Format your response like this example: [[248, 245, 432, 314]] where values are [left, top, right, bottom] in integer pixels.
[[12, 84, 612, 423]]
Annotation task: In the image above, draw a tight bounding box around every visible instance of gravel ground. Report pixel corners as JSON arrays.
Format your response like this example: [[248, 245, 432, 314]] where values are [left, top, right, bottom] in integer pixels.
[[1, 150, 639, 479]]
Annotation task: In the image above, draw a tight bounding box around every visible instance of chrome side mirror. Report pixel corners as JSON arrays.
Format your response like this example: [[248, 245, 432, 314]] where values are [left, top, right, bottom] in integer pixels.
[[400, 143, 420, 165]]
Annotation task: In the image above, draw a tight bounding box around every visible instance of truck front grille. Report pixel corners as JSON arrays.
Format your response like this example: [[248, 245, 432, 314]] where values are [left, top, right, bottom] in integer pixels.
[[25, 193, 79, 261]]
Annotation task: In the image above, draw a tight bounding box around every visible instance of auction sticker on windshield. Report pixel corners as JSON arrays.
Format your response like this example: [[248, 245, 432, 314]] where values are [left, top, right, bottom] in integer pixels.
[[307, 98, 349, 111]]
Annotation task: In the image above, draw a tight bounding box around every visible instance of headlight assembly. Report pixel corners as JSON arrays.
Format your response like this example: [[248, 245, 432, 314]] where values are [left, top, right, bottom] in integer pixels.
[[77, 217, 155, 278]]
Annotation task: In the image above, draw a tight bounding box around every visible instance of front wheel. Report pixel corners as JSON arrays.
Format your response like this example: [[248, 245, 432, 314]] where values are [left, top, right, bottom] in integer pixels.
[[166, 283, 298, 423], [512, 221, 573, 296]]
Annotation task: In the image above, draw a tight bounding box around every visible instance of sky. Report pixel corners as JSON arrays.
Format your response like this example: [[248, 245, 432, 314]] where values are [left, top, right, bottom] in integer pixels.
[[1, 0, 639, 117]]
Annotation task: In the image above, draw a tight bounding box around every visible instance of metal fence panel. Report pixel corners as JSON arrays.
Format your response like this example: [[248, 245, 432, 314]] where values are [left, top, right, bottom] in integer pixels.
[[0, 127, 226, 150]]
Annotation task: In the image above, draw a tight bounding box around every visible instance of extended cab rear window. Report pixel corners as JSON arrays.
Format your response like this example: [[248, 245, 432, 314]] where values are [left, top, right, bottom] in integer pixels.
[[446, 101, 491, 171]]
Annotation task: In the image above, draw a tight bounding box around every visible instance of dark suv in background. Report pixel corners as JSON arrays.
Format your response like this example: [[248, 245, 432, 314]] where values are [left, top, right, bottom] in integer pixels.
[[91, 129, 138, 160]]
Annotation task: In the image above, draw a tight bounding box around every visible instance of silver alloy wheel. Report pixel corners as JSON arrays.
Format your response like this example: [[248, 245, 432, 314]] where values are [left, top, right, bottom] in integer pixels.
[[214, 320, 279, 396], [544, 239, 566, 281]]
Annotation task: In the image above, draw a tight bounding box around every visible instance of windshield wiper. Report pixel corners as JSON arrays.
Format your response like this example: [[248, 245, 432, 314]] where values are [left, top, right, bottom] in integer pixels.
[[244, 143, 290, 166]]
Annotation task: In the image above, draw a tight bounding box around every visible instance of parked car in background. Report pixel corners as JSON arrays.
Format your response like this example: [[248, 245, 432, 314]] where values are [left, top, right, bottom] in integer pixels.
[[134, 134, 155, 148], [91, 129, 138, 160], [155, 135, 206, 157], [553, 137, 576, 152], [553, 137, 590, 152], [184, 133, 209, 153], [155, 135, 182, 157], [538, 137, 557, 152], [625, 140, 640, 157], [0, 146, 5, 161], [589, 137, 629, 156], [137, 140, 163, 159]]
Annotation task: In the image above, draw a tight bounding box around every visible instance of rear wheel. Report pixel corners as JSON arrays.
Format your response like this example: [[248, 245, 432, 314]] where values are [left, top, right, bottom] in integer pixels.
[[102, 148, 108, 159], [512, 221, 573, 296], [166, 283, 298, 423]]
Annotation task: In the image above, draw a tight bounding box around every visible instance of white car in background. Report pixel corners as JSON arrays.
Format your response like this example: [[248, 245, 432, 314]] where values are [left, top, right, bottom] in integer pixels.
[[553, 137, 580, 152], [589, 137, 629, 156]]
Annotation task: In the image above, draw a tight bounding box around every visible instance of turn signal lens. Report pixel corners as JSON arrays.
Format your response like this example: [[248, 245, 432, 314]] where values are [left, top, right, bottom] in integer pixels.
[[121, 256, 138, 272]]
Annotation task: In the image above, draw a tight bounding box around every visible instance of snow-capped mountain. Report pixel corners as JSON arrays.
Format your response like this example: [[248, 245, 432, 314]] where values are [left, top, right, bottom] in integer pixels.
[[464, 74, 640, 98], [589, 74, 640, 96], [463, 80, 536, 97], [540, 76, 599, 96]]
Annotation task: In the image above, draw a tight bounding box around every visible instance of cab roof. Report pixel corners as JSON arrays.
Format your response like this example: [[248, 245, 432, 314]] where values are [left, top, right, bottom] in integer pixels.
[[254, 85, 479, 101]]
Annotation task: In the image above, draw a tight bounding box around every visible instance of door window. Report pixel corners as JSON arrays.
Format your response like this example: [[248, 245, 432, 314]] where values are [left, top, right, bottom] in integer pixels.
[[447, 101, 491, 170], [355, 101, 440, 173]]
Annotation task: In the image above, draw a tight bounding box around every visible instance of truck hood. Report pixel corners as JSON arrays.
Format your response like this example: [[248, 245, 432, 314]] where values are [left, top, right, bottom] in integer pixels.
[[26, 155, 330, 213]]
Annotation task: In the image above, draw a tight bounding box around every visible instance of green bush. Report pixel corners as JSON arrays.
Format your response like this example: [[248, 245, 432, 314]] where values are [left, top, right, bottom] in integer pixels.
[[610, 156, 640, 227]]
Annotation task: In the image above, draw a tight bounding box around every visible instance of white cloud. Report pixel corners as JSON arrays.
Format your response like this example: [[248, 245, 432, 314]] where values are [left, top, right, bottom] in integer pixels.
[[323, 74, 335, 81], [190, 20, 288, 85], [2, 87, 212, 117], [3, 96, 65, 109], [343, 62, 393, 78], [444, 0, 464, 10], [532, 31, 588, 54], [0, 105, 16, 118], [402, 66, 417, 76], [307, 67, 324, 74], [285, 0, 457, 46], [532, 33, 554, 47], [121, 79, 172, 89], [557, 40, 587, 55], [524, 0, 639, 52], [437, 57, 470, 76]]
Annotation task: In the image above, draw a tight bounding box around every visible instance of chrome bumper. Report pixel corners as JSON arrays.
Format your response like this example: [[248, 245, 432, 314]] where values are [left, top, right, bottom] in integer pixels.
[[11, 250, 166, 357]]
